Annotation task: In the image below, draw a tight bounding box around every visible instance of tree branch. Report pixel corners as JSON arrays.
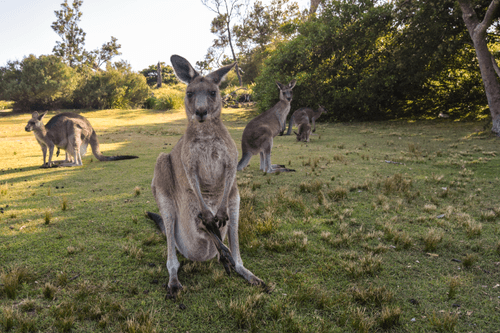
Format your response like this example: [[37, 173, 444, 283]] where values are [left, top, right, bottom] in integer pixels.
[[476, 0, 500, 36]]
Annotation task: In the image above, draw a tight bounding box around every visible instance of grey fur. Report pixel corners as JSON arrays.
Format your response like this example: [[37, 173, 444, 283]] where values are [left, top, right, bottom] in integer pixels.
[[149, 55, 264, 297], [285, 105, 328, 136], [25, 112, 138, 167], [237, 80, 297, 173]]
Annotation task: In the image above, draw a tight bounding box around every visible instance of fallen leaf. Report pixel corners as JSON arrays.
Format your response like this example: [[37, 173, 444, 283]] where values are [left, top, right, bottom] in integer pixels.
[[426, 253, 439, 257]]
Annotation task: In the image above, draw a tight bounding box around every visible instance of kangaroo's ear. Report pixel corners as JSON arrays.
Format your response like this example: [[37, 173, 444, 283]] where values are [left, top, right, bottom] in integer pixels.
[[276, 81, 285, 90], [207, 63, 236, 85], [170, 55, 199, 84], [293, 131, 298, 135], [288, 79, 297, 89], [32, 111, 39, 119], [39, 111, 47, 120]]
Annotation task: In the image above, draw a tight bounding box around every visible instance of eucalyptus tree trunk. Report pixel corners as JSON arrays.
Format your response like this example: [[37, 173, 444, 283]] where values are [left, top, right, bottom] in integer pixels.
[[310, 0, 322, 14], [458, 0, 500, 135], [157, 61, 162, 88], [227, 20, 242, 86]]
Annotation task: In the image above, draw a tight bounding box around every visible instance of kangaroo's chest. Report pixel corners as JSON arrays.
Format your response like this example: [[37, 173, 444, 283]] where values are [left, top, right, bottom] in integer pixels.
[[187, 136, 234, 187]]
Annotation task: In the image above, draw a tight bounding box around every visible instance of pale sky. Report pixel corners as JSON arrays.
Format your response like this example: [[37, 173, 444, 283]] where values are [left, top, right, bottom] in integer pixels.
[[0, 0, 310, 72]]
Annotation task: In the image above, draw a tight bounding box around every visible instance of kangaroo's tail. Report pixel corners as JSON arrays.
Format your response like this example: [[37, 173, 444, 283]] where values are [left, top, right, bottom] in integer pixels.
[[146, 212, 166, 236], [90, 130, 138, 161], [237, 151, 253, 171], [285, 114, 295, 135]]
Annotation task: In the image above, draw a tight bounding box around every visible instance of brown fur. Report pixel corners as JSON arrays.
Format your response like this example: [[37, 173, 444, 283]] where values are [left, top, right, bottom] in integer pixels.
[[148, 55, 263, 297], [285, 105, 328, 135], [237, 80, 297, 173], [24, 112, 137, 167]]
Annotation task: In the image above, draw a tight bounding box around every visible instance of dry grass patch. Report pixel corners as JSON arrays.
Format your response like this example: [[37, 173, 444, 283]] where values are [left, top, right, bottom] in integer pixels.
[[429, 311, 458, 332]]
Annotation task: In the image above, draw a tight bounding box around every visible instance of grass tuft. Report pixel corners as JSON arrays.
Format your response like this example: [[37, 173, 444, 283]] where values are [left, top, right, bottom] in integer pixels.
[[61, 197, 68, 211], [44, 211, 52, 224], [429, 311, 458, 332], [134, 186, 141, 196], [379, 306, 401, 329], [43, 282, 57, 300], [424, 228, 443, 251]]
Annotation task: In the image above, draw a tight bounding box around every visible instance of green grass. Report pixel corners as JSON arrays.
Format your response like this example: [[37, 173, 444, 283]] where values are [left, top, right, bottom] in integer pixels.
[[1, 106, 500, 332]]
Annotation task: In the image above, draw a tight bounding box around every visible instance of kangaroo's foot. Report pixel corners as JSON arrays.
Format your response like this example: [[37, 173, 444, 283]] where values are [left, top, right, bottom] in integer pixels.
[[267, 166, 295, 173], [40, 163, 59, 168], [165, 281, 183, 300]]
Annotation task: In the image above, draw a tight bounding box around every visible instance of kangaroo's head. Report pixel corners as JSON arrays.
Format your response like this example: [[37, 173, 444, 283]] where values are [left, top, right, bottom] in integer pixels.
[[294, 123, 311, 142], [276, 80, 297, 103], [171, 55, 235, 123], [317, 105, 329, 115], [25, 111, 47, 132]]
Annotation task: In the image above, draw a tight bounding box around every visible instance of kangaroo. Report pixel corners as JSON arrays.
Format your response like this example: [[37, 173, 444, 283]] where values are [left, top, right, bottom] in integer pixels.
[[147, 55, 264, 297], [293, 112, 312, 143], [285, 105, 328, 136], [25, 111, 138, 167], [237, 80, 297, 173]]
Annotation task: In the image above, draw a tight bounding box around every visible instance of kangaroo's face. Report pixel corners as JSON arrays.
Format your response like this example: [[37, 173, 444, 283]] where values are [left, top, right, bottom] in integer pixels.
[[317, 105, 328, 115], [294, 123, 311, 142], [170, 55, 235, 124], [25, 111, 47, 132], [276, 80, 297, 103], [185, 77, 222, 123]]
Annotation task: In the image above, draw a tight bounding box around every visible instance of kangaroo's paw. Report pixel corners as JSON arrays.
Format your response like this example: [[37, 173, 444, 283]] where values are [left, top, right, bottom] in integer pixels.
[[165, 282, 183, 300]]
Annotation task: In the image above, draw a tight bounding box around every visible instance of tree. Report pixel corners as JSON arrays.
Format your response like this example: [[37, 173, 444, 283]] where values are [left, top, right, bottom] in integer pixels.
[[51, 0, 121, 69], [457, 0, 500, 135], [139, 63, 178, 86], [0, 55, 76, 110], [51, 0, 86, 67], [201, 0, 244, 85], [232, 0, 302, 82]]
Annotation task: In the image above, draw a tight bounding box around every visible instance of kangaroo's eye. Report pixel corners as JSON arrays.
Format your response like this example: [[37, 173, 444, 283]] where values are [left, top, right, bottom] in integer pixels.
[[186, 92, 194, 98], [210, 91, 216, 97]]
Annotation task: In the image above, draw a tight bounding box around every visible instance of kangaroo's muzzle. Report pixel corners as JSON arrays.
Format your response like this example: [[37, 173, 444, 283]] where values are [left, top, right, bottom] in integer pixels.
[[195, 109, 208, 122]]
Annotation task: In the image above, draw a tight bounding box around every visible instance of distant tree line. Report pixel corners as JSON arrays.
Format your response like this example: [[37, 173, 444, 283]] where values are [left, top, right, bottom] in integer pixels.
[[0, 0, 150, 111], [2, 0, 500, 133], [200, 0, 500, 133]]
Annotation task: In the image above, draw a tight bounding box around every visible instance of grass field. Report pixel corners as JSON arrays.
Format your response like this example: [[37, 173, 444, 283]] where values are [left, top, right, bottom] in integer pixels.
[[1, 106, 499, 332]]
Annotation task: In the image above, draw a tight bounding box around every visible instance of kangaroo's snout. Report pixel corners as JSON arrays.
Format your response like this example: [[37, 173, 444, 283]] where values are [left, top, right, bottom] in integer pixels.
[[195, 109, 208, 122], [25, 125, 32, 132]]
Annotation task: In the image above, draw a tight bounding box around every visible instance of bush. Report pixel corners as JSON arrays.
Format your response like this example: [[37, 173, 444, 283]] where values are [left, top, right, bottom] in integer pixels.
[[0, 54, 76, 111], [149, 85, 184, 110], [72, 62, 149, 109]]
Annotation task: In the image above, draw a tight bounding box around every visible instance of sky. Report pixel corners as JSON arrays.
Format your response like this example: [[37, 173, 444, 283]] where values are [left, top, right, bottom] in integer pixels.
[[0, 0, 310, 72]]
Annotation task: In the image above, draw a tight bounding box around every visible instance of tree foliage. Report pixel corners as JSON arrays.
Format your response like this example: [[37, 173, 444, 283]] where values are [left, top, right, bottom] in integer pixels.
[[139, 62, 179, 87], [0, 55, 76, 110], [51, 0, 121, 69], [252, 0, 488, 121]]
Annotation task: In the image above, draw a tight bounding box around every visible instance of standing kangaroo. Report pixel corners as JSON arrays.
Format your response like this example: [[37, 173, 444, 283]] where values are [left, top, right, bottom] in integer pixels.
[[237, 80, 297, 173], [147, 55, 264, 297], [285, 105, 328, 136], [25, 111, 138, 167]]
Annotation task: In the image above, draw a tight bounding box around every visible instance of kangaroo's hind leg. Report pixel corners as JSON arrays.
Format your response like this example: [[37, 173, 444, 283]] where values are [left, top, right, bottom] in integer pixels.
[[151, 155, 182, 298], [227, 190, 264, 286]]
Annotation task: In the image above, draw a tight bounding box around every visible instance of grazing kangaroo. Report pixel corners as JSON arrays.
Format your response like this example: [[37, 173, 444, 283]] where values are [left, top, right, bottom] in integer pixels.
[[293, 112, 312, 142], [285, 105, 328, 136], [237, 80, 297, 173], [25, 111, 138, 167], [147, 55, 264, 297]]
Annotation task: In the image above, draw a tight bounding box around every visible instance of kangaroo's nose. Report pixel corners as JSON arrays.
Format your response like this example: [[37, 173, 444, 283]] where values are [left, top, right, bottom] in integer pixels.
[[195, 109, 208, 121]]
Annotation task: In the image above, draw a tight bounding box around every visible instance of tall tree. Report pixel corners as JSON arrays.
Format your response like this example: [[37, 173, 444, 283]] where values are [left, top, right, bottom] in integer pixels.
[[52, 0, 121, 70], [51, 0, 86, 67], [201, 0, 244, 86], [457, 0, 500, 135]]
